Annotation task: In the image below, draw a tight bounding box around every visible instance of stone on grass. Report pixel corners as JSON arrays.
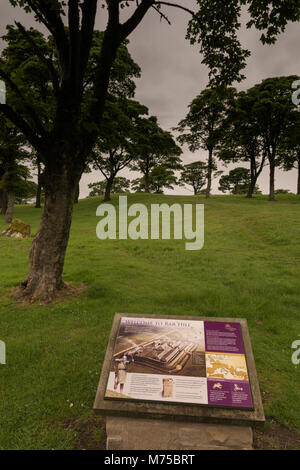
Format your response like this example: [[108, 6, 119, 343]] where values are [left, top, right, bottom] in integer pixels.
[[1, 219, 31, 239]]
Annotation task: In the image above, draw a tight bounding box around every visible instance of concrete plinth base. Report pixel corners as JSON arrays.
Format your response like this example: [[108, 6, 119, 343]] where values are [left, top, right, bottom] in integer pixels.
[[106, 416, 253, 450]]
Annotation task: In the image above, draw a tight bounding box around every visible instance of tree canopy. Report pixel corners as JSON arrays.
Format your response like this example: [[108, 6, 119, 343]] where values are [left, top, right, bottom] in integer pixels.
[[180, 161, 211, 196], [91, 98, 148, 201], [129, 116, 182, 193], [219, 167, 261, 194], [175, 87, 235, 198], [88, 176, 131, 197]]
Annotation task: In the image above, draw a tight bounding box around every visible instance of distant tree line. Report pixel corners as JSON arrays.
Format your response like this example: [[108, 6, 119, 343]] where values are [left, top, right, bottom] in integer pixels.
[[87, 77, 300, 200]]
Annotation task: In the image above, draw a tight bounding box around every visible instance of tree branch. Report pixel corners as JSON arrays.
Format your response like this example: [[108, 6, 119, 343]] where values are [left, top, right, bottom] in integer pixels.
[[151, 5, 171, 25], [79, 0, 98, 85], [0, 66, 48, 140], [27, 0, 70, 80], [68, 0, 80, 87], [14, 21, 60, 96], [25, 0, 53, 32], [94, 160, 110, 180], [154, 1, 202, 25], [119, 0, 154, 42], [108, 0, 120, 28], [0, 103, 44, 152]]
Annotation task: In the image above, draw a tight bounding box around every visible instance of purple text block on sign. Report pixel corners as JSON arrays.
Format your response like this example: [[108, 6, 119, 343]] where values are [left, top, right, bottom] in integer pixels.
[[204, 321, 245, 354]]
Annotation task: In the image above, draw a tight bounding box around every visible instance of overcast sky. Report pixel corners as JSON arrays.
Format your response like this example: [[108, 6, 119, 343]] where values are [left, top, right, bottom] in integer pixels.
[[1, 1, 300, 197]]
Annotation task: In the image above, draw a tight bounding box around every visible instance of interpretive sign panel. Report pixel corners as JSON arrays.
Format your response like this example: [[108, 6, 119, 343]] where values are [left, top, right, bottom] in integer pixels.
[[104, 316, 254, 409]]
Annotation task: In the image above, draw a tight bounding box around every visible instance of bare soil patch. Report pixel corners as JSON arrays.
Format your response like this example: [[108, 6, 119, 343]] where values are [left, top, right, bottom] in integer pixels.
[[9, 281, 87, 305]]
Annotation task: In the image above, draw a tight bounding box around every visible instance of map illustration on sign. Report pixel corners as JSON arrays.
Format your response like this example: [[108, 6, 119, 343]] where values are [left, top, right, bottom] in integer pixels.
[[206, 353, 249, 381], [104, 316, 254, 409]]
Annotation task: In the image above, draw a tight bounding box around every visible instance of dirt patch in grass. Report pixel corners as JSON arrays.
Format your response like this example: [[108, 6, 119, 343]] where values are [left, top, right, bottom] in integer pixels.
[[64, 416, 106, 450], [65, 416, 300, 450], [9, 281, 87, 305], [253, 421, 300, 450]]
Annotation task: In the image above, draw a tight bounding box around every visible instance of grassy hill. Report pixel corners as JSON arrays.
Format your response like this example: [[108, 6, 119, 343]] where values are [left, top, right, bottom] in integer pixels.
[[0, 193, 300, 449]]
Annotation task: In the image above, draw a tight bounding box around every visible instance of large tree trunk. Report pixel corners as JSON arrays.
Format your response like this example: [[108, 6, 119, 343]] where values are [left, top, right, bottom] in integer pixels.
[[269, 157, 276, 201], [205, 149, 213, 199], [0, 189, 8, 215], [5, 190, 15, 224], [19, 167, 79, 302], [144, 172, 150, 193]]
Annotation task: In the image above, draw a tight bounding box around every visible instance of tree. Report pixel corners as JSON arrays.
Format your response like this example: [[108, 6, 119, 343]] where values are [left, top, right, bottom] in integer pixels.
[[1, 0, 300, 301], [88, 177, 131, 197], [129, 116, 182, 193], [0, 164, 36, 221], [147, 165, 179, 194], [0, 21, 141, 301], [175, 88, 235, 199], [0, 114, 30, 223], [217, 89, 267, 198], [91, 98, 148, 201], [16, 180, 38, 204], [218, 167, 260, 194], [180, 161, 210, 195], [131, 165, 179, 194], [245, 76, 299, 201], [278, 111, 300, 195]]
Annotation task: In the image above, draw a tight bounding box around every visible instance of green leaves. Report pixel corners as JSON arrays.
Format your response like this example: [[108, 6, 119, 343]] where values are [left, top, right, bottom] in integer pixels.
[[186, 0, 300, 85], [219, 167, 260, 194], [186, 0, 250, 86], [175, 87, 235, 153], [180, 161, 208, 195], [88, 177, 131, 196], [129, 115, 182, 175], [244, 0, 300, 44], [9, 0, 67, 17]]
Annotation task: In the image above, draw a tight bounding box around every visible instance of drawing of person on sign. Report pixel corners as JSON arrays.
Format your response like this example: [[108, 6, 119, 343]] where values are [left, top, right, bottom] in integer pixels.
[[114, 355, 129, 394]]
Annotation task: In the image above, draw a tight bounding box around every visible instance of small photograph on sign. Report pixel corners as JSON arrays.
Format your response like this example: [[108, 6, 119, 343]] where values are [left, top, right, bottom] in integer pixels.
[[104, 316, 254, 409]]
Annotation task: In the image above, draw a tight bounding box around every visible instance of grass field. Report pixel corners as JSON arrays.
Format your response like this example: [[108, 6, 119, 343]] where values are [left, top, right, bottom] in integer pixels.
[[0, 193, 300, 449]]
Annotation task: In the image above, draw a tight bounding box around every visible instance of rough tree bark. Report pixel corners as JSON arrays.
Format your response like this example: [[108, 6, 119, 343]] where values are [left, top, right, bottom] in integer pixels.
[[20, 165, 80, 302]]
